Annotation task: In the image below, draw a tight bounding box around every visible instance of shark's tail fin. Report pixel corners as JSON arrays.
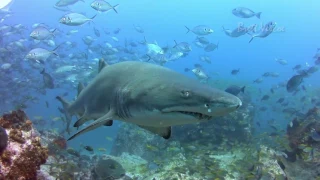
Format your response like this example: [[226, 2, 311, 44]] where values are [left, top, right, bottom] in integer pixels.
[[56, 96, 71, 116], [56, 96, 73, 135]]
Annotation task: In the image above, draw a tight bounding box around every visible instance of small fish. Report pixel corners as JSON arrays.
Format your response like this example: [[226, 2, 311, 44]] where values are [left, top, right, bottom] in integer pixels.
[[30, 26, 56, 40], [248, 21, 276, 43], [292, 64, 302, 71], [222, 25, 247, 38], [253, 78, 263, 83], [231, 69, 240, 75], [26, 47, 59, 63], [67, 148, 80, 157], [105, 136, 113, 141], [270, 125, 277, 131], [286, 73, 307, 93], [55, 0, 84, 7], [59, 13, 96, 26], [204, 42, 219, 52], [91, 0, 119, 13], [98, 148, 107, 152], [225, 85, 245, 96], [93, 27, 100, 37], [40, 69, 54, 89], [45, 101, 49, 108], [133, 24, 144, 33], [261, 95, 269, 101], [256, 122, 261, 127], [276, 98, 285, 103], [275, 58, 288, 65], [185, 25, 213, 36], [232, 7, 261, 19], [84, 146, 94, 152]]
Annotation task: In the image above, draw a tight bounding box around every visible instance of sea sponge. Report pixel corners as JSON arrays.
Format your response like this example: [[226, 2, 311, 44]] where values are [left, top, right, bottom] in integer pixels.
[[0, 126, 8, 154]]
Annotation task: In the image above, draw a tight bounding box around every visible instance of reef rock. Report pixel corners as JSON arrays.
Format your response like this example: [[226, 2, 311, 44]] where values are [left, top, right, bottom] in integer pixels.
[[0, 110, 48, 179]]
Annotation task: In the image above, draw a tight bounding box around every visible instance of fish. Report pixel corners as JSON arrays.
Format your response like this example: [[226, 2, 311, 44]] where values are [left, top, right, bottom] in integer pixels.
[[232, 7, 261, 19], [40, 69, 54, 89], [185, 25, 213, 36], [286, 73, 307, 92], [59, 13, 97, 26], [26, 46, 59, 63], [248, 21, 276, 43], [222, 25, 247, 38], [55, 0, 84, 7], [276, 98, 285, 103], [261, 95, 269, 101], [83, 145, 94, 152], [292, 64, 302, 71], [275, 58, 288, 65], [30, 26, 56, 40], [231, 69, 240, 75], [185, 64, 210, 82], [56, 60, 242, 140], [204, 43, 219, 52], [91, 0, 119, 13], [93, 27, 100, 37], [133, 24, 144, 33], [173, 40, 192, 53], [225, 85, 245, 96]]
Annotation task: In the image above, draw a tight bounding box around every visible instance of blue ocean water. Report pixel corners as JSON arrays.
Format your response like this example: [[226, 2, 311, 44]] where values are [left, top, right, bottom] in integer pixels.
[[1, 0, 320, 153]]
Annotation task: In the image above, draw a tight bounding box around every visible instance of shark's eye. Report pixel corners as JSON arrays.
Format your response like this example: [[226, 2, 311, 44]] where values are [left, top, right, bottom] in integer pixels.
[[204, 104, 210, 108], [181, 90, 190, 97]]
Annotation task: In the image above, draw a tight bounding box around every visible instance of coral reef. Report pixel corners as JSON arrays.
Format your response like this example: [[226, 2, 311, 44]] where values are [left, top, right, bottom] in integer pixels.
[[0, 110, 48, 179], [0, 126, 8, 154]]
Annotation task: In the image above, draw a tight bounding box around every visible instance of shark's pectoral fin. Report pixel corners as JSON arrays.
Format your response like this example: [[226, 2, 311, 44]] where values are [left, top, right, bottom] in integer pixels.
[[138, 125, 171, 139], [68, 111, 114, 141]]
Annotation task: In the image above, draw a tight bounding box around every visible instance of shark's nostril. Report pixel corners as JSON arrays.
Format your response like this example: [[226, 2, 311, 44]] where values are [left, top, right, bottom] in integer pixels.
[[236, 104, 240, 109]]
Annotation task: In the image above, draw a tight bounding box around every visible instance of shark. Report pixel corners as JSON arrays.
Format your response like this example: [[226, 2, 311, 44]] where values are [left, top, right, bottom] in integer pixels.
[[56, 60, 242, 140]]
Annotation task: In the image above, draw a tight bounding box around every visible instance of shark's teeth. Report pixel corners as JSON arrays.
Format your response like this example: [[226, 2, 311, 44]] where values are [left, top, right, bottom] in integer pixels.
[[178, 111, 211, 120]]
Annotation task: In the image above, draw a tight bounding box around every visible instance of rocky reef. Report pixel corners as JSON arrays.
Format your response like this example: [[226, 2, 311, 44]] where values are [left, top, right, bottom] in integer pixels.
[[0, 110, 48, 179]]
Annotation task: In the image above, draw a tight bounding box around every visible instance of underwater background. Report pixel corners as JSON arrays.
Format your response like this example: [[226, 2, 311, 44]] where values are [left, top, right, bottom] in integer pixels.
[[1, 0, 320, 179]]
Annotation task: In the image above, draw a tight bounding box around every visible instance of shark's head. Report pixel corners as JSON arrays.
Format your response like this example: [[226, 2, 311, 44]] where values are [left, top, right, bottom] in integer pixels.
[[130, 78, 242, 126], [160, 83, 241, 121]]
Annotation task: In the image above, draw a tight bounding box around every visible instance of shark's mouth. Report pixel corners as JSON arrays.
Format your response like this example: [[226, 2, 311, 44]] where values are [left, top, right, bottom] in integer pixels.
[[176, 111, 212, 120]]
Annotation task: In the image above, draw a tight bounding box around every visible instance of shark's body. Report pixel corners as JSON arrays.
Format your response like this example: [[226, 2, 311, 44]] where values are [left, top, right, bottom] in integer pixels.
[[57, 60, 242, 140]]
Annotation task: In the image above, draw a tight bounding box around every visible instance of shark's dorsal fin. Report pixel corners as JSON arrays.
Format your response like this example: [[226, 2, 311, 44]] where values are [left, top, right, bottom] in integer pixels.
[[139, 125, 171, 139], [98, 58, 107, 73], [77, 82, 85, 97]]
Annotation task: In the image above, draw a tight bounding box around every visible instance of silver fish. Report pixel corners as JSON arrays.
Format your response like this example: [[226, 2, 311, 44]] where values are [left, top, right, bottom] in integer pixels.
[[59, 13, 96, 26], [30, 26, 56, 40], [91, 0, 119, 13], [232, 7, 261, 19], [185, 25, 213, 36], [55, 0, 84, 7]]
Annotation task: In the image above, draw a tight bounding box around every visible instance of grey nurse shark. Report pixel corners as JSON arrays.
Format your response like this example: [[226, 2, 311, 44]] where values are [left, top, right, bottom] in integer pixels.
[[57, 60, 242, 140]]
